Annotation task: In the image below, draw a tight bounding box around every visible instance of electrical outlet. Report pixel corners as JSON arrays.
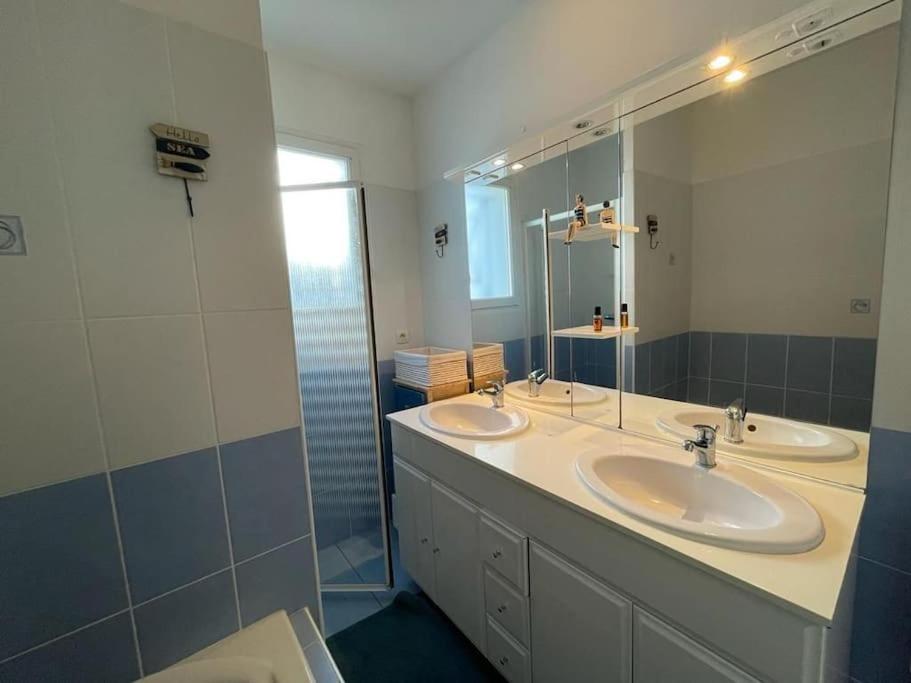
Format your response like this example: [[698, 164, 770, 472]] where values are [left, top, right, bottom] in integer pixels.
[[396, 329, 409, 345], [850, 299, 871, 314]]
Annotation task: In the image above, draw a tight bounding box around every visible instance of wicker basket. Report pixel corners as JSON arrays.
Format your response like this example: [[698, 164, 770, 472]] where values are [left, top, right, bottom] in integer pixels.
[[394, 346, 468, 387]]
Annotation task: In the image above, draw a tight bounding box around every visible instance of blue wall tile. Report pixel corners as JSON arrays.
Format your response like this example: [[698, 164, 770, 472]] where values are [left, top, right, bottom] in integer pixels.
[[745, 384, 784, 417], [687, 377, 709, 404], [829, 396, 872, 432], [860, 428, 911, 574], [784, 389, 829, 424], [0, 612, 138, 683], [746, 334, 787, 387], [675, 333, 690, 381], [651, 336, 676, 389], [832, 338, 877, 399], [786, 336, 832, 393], [850, 558, 911, 683], [134, 569, 238, 673], [634, 342, 651, 393], [689, 332, 710, 378], [221, 428, 311, 562], [503, 337, 527, 381], [0, 474, 127, 659], [710, 333, 746, 383], [235, 538, 317, 626], [112, 448, 230, 603]]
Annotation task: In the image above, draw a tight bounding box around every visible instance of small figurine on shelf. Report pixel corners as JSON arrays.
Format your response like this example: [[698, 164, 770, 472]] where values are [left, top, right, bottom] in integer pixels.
[[574, 194, 588, 228]]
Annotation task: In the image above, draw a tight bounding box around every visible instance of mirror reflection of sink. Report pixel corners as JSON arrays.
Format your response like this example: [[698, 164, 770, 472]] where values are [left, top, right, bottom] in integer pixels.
[[420, 401, 530, 439], [505, 379, 609, 406], [576, 452, 824, 554], [656, 409, 857, 461]]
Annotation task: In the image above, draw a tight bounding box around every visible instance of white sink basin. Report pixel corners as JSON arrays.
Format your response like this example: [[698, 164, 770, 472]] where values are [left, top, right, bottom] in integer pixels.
[[420, 401, 529, 439], [576, 452, 824, 553], [505, 379, 609, 406], [656, 409, 857, 461]]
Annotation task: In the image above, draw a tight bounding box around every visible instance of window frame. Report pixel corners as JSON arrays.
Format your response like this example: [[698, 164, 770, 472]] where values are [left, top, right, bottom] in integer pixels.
[[275, 131, 361, 185]]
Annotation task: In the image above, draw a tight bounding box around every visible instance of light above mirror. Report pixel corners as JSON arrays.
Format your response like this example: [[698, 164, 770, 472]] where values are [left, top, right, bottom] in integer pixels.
[[723, 67, 749, 83], [707, 54, 734, 70], [510, 162, 525, 171]]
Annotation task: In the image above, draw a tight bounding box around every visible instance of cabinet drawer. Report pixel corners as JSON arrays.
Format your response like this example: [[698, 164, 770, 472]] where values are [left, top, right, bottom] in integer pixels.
[[486, 616, 531, 683], [480, 512, 528, 594], [484, 568, 530, 647]]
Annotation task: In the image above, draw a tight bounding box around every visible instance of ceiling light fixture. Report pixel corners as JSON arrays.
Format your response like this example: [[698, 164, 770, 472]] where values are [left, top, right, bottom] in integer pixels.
[[574, 120, 594, 130], [707, 54, 734, 71], [723, 68, 748, 84], [493, 158, 507, 167], [510, 162, 525, 171], [592, 128, 610, 137]]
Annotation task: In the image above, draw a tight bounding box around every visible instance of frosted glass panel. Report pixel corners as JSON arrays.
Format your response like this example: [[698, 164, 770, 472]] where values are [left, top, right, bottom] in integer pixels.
[[278, 147, 349, 186], [466, 184, 513, 301], [282, 184, 389, 588]]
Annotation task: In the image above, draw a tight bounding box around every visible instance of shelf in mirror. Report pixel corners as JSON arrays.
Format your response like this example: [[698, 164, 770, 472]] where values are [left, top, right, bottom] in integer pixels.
[[548, 222, 639, 242], [552, 325, 639, 340]]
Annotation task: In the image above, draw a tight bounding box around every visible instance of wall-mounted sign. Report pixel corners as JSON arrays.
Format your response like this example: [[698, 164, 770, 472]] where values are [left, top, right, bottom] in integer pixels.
[[150, 123, 210, 181]]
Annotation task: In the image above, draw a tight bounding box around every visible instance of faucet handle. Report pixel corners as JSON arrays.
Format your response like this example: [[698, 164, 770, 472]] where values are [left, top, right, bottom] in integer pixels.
[[724, 397, 747, 418], [692, 424, 718, 444]]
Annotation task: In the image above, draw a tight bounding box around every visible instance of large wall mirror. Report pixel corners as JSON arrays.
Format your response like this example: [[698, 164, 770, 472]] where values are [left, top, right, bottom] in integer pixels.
[[617, 7, 899, 488], [460, 0, 899, 490]]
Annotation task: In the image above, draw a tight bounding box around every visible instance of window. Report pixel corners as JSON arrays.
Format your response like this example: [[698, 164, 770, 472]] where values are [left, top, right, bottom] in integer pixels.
[[277, 142, 352, 269], [465, 184, 514, 306]]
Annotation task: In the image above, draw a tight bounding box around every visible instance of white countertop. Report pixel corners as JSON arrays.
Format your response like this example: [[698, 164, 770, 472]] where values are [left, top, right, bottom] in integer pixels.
[[388, 393, 865, 623]]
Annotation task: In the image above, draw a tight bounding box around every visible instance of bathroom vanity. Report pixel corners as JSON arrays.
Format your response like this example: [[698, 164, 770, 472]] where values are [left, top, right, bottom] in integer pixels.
[[388, 396, 862, 683]]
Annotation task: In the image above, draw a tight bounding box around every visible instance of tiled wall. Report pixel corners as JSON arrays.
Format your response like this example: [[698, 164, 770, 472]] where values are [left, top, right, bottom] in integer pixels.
[[0, 1, 318, 679], [850, 7, 911, 682], [631, 331, 877, 431]]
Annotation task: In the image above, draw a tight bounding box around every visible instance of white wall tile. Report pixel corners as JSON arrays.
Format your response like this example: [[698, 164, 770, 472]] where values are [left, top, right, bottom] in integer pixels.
[[89, 315, 216, 468], [364, 185, 425, 359], [0, 0, 81, 323], [0, 322, 105, 495], [204, 310, 301, 444], [167, 20, 290, 312], [34, 0, 200, 317]]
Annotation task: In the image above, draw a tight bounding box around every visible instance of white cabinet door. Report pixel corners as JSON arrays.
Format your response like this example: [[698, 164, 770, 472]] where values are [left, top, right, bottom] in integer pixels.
[[633, 608, 759, 683], [431, 482, 483, 647], [392, 459, 435, 598], [529, 542, 632, 683]]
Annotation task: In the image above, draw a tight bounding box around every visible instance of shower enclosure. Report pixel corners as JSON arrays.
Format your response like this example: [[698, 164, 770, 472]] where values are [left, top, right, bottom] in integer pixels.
[[278, 141, 391, 591]]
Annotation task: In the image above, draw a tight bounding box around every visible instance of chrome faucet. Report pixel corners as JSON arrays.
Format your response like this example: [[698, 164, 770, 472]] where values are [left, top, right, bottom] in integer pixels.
[[683, 424, 718, 469], [477, 380, 505, 408], [527, 369, 549, 397], [723, 398, 748, 444]]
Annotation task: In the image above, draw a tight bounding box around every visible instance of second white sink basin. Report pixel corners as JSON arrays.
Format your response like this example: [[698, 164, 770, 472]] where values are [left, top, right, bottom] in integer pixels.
[[505, 379, 609, 406], [420, 401, 529, 439], [576, 452, 824, 553], [656, 409, 858, 461]]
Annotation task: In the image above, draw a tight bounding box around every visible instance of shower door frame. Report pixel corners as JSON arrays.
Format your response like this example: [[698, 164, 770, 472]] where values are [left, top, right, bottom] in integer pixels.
[[282, 179, 393, 592]]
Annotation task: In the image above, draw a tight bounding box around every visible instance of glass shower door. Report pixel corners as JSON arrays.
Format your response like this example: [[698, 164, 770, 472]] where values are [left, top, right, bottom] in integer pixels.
[[281, 179, 391, 591]]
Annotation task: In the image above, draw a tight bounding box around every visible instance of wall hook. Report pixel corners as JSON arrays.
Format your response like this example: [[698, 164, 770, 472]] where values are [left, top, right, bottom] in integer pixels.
[[647, 214, 661, 250]]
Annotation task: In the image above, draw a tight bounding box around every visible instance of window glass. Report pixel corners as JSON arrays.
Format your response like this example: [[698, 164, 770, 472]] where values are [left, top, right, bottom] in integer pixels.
[[465, 184, 513, 301], [278, 146, 349, 187]]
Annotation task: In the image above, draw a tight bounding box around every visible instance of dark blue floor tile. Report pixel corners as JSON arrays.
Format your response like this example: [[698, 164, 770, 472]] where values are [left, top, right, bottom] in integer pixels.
[[860, 428, 911, 574], [850, 558, 911, 683]]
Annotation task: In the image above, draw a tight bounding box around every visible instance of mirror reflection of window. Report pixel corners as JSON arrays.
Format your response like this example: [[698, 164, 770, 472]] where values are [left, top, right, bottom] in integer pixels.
[[465, 184, 514, 305]]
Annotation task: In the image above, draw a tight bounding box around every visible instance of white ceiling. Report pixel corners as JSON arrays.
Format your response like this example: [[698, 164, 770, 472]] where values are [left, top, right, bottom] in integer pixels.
[[260, 0, 524, 95]]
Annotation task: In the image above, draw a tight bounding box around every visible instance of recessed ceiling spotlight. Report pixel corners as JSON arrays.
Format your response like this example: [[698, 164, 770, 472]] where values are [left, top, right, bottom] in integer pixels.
[[723, 68, 748, 84], [465, 169, 481, 177], [592, 128, 610, 137], [493, 158, 507, 167], [707, 54, 734, 71], [486, 173, 500, 181], [574, 120, 594, 130], [510, 162, 525, 171]]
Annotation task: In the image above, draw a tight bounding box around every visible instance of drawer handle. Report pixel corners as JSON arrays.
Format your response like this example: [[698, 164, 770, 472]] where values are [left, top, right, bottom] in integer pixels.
[[496, 604, 508, 613], [498, 656, 509, 666], [491, 550, 503, 559], [433, 547, 440, 554], [420, 537, 429, 544]]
